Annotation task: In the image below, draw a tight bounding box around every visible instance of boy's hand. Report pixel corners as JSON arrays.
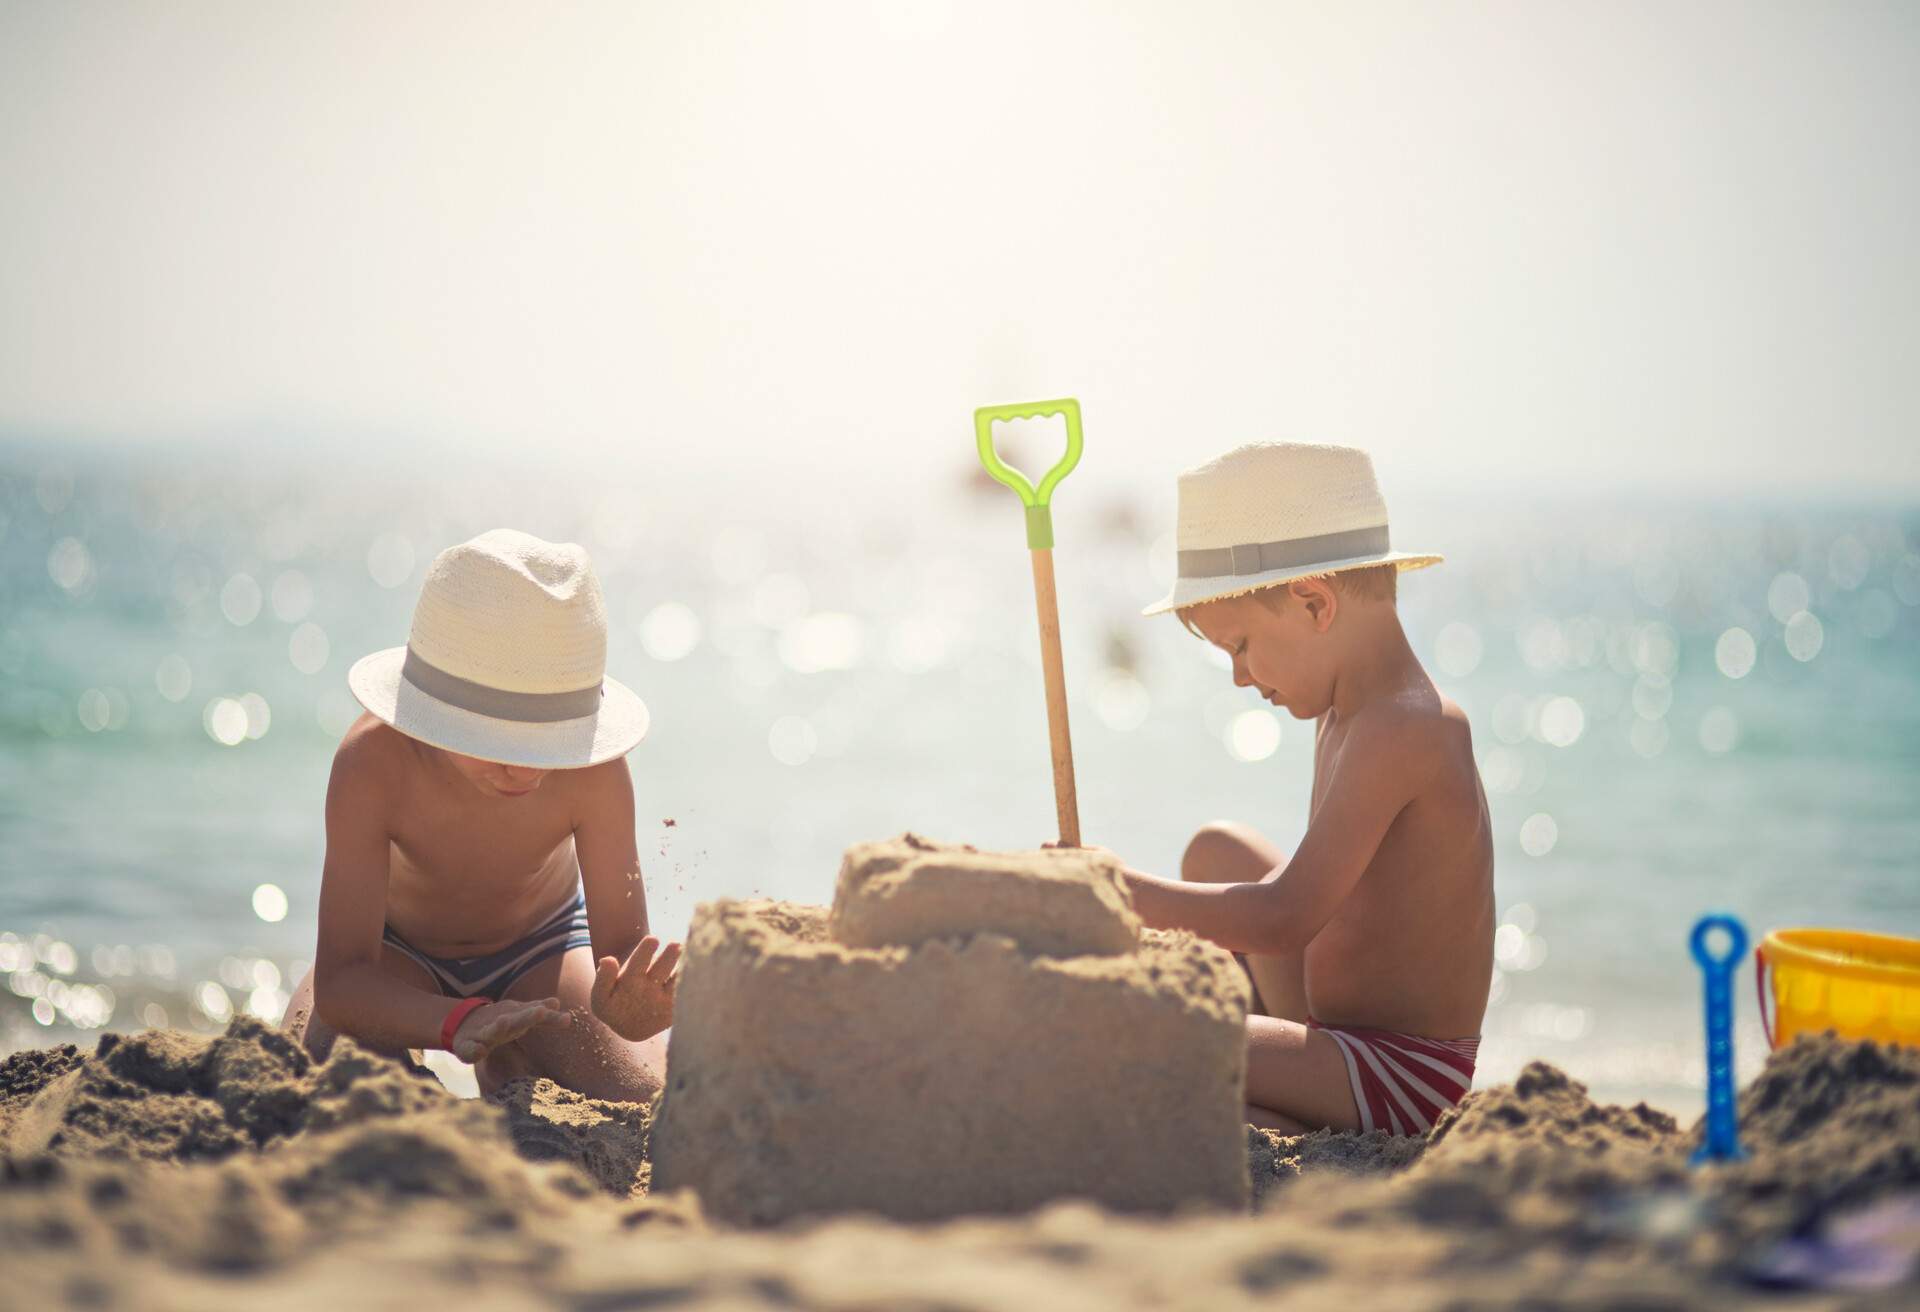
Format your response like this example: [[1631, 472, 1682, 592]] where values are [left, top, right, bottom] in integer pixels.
[[450, 997, 572, 1065], [591, 935, 681, 1042]]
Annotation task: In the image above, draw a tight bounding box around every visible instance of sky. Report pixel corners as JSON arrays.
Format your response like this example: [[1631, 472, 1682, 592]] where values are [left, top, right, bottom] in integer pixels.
[[1, 0, 1916, 498]]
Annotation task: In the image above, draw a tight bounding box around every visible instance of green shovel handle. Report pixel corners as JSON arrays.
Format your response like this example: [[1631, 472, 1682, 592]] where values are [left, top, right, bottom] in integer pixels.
[[974, 398, 1084, 549]]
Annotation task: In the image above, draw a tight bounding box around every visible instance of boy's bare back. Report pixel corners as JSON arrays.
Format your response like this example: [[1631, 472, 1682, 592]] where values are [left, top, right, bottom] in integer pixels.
[[1299, 685, 1494, 1040]]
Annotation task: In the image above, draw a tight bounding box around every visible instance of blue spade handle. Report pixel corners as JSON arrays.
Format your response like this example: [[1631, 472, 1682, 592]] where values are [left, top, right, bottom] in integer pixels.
[[1690, 914, 1749, 1164]]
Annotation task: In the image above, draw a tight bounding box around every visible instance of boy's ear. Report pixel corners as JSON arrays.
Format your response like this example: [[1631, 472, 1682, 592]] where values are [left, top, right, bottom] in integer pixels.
[[1294, 578, 1337, 631]]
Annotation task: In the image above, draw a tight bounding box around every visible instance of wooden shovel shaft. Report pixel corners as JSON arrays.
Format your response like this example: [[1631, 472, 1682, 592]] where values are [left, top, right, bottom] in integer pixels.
[[1028, 547, 1081, 847]]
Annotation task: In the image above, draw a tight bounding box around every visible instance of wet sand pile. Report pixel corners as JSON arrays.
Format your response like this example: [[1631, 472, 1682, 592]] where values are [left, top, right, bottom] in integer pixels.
[[7, 1021, 444, 1162], [1713, 1030, 1920, 1256], [4, 1015, 1919, 1308], [651, 835, 1252, 1224], [1409, 1060, 1688, 1202], [0, 1018, 640, 1305], [0, 1015, 658, 1194], [492, 1070, 656, 1198], [0, 1042, 82, 1141]]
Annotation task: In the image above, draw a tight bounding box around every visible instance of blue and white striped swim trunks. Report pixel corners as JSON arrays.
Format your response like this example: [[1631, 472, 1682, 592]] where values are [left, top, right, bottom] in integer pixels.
[[382, 888, 593, 1000]]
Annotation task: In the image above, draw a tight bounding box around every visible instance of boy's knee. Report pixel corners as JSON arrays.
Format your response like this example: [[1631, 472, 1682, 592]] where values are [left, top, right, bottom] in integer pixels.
[[281, 979, 337, 1063], [289, 1010, 337, 1064], [1181, 821, 1244, 883], [475, 1043, 537, 1096]]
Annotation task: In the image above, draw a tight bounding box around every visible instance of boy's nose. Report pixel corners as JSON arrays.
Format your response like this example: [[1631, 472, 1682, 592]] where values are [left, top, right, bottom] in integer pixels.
[[1231, 662, 1253, 688]]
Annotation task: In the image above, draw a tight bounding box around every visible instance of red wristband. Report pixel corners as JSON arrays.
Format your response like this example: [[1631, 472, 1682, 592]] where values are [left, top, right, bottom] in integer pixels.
[[439, 997, 489, 1051]]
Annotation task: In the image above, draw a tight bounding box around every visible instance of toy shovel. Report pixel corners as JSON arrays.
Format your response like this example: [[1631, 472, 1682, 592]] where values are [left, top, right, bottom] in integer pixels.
[[974, 398, 1084, 847]]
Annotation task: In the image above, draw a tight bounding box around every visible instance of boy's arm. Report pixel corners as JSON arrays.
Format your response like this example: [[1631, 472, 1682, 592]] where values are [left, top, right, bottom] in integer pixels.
[[1123, 715, 1439, 956], [573, 757, 650, 963], [574, 758, 679, 1042], [311, 739, 481, 1049]]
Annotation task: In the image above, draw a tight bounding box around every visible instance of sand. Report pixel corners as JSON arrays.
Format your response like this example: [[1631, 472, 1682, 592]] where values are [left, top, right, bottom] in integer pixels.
[[4, 1021, 1919, 1308], [828, 832, 1143, 958], [652, 836, 1248, 1224]]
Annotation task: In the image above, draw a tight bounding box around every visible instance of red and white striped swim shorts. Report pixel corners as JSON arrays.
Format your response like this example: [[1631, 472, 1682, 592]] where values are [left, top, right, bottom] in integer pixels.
[[1308, 1019, 1480, 1136]]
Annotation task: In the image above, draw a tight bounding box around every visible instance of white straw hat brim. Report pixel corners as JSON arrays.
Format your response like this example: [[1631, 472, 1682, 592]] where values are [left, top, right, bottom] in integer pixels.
[[1142, 550, 1444, 617], [347, 646, 649, 769]]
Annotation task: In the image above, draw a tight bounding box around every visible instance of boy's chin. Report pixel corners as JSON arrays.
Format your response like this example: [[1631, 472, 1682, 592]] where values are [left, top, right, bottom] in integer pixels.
[[1259, 692, 1306, 719]]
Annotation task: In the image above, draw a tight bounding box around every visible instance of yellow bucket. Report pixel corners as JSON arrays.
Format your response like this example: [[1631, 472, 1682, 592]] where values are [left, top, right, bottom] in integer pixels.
[[1756, 928, 1920, 1049]]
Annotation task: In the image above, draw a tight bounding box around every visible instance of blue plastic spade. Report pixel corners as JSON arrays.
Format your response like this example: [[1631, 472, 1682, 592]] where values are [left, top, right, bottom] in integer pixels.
[[1690, 913, 1749, 1165]]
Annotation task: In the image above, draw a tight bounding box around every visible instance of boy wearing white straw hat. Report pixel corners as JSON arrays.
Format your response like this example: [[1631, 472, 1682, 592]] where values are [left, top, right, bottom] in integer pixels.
[[1104, 443, 1494, 1136], [284, 529, 680, 1100]]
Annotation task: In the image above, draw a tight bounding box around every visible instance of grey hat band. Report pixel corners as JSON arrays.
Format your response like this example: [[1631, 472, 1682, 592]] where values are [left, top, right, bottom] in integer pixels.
[[401, 649, 604, 723], [1177, 524, 1390, 579]]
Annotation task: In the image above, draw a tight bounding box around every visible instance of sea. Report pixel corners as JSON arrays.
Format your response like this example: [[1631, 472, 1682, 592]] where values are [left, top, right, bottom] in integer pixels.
[[2, 437, 1916, 1114]]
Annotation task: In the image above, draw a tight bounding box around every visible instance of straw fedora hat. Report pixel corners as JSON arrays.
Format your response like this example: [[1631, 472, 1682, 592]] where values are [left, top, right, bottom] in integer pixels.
[[348, 529, 649, 768], [1142, 443, 1442, 617]]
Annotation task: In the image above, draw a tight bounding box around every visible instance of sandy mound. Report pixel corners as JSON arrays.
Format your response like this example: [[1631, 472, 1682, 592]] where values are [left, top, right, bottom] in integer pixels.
[[1409, 1060, 1688, 1203], [7, 1020, 448, 1162], [1253, 1040, 1920, 1287], [0, 1020, 620, 1292], [0, 1042, 82, 1141], [1715, 1032, 1920, 1255], [830, 832, 1142, 957], [1428, 1060, 1682, 1161], [653, 839, 1249, 1224], [0, 1017, 656, 1200], [1247, 1124, 1428, 1208], [493, 1074, 654, 1198]]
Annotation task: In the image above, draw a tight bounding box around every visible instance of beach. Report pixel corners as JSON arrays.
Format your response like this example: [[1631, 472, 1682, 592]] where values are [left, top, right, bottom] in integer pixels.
[[3, 1017, 1916, 1309], [5, 455, 1917, 1304], [5, 4, 1917, 1306]]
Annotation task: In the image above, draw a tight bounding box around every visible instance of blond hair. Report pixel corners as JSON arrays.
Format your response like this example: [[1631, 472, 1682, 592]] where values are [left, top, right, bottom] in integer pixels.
[[1175, 563, 1398, 638]]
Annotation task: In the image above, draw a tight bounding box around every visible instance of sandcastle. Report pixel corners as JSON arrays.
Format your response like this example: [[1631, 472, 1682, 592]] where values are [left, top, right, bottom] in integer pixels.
[[649, 834, 1251, 1225]]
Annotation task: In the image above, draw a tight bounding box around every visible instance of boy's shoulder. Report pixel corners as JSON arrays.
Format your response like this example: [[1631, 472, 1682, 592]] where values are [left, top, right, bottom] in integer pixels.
[[1335, 686, 1474, 774], [331, 712, 417, 781], [321, 715, 417, 828]]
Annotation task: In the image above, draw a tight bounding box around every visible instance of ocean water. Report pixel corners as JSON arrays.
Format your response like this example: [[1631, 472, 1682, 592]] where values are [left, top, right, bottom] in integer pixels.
[[2, 440, 1916, 1114]]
